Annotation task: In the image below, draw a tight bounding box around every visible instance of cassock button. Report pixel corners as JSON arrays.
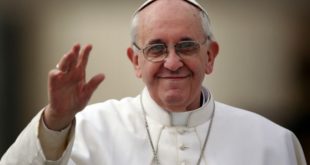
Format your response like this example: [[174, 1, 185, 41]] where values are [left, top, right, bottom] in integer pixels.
[[179, 144, 189, 150], [177, 128, 187, 135]]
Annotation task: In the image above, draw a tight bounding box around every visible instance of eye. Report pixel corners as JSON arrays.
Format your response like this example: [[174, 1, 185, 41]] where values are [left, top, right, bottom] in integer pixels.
[[176, 41, 199, 55], [144, 44, 166, 58]]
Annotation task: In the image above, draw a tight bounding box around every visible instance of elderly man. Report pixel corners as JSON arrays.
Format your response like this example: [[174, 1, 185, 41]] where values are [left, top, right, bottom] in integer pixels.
[[0, 0, 307, 165]]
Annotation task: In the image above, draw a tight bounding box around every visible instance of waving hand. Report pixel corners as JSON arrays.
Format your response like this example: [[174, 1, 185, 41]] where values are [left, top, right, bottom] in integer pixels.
[[44, 44, 105, 130]]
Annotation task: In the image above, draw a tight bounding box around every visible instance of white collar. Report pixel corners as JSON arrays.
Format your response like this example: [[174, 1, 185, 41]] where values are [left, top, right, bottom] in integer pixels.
[[141, 87, 215, 127]]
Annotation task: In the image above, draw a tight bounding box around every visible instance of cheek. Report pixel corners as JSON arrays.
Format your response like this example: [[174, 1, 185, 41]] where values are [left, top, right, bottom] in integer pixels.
[[190, 58, 207, 76], [140, 62, 160, 83], [188, 62, 207, 86]]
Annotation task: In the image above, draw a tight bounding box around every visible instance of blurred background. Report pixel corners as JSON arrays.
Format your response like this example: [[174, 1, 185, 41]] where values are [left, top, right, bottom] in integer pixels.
[[0, 0, 309, 161]]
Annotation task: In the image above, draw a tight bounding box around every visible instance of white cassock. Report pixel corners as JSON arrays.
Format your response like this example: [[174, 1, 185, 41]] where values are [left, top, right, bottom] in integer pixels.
[[0, 87, 307, 165]]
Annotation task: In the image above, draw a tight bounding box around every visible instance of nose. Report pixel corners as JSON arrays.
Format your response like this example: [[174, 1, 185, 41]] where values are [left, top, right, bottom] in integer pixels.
[[163, 49, 183, 71]]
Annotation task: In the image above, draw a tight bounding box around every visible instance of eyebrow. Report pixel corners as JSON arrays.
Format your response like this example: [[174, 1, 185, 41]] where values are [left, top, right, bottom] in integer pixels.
[[147, 39, 165, 45], [147, 37, 195, 45], [179, 37, 195, 41]]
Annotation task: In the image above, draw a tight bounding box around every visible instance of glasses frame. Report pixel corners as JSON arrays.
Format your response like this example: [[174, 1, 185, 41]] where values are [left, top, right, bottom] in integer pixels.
[[133, 37, 209, 63]]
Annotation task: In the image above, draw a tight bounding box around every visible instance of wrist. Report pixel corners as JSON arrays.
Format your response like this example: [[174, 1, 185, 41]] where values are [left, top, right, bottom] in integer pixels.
[[43, 105, 75, 131]]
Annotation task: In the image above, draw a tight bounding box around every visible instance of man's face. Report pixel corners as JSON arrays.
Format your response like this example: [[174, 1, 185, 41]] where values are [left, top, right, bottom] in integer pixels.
[[128, 1, 218, 112]]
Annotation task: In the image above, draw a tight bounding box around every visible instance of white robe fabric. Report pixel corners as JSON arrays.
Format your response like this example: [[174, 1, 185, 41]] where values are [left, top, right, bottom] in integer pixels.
[[1, 88, 307, 165]]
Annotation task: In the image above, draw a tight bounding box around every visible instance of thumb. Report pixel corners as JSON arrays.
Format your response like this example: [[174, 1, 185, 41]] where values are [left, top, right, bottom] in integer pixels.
[[83, 74, 105, 99]]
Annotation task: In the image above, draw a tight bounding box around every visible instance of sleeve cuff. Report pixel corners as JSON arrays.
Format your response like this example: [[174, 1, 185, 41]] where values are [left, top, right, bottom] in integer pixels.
[[38, 109, 74, 161]]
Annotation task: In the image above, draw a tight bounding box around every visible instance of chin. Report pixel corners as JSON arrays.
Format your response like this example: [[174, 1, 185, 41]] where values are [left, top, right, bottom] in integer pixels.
[[162, 91, 187, 105]]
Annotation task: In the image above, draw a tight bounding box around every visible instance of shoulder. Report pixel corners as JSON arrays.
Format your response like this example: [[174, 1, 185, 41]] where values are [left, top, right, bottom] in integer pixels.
[[214, 101, 290, 136], [211, 102, 306, 164], [80, 96, 140, 115], [75, 95, 142, 128]]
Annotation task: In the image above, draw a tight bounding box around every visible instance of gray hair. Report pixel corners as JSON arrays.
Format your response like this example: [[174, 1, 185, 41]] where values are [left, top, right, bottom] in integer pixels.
[[130, 0, 215, 44]]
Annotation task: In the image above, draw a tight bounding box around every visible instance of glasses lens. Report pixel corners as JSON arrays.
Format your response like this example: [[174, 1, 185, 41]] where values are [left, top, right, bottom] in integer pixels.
[[176, 41, 200, 56], [144, 44, 166, 61]]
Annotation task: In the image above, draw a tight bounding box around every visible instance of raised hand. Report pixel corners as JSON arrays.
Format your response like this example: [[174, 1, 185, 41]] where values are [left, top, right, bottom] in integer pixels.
[[44, 44, 105, 130]]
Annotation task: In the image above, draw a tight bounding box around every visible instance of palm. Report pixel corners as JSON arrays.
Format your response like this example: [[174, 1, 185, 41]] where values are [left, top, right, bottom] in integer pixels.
[[45, 44, 104, 130], [50, 66, 88, 114]]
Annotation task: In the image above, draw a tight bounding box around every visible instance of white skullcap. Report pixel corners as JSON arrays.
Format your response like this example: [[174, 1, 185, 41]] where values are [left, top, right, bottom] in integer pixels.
[[133, 0, 210, 21]]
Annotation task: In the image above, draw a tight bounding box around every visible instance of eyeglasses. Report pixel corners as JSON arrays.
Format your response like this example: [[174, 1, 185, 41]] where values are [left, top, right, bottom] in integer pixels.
[[133, 39, 207, 62]]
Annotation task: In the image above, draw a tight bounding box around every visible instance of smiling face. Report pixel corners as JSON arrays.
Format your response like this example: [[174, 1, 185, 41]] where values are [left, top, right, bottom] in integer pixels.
[[127, 0, 219, 112]]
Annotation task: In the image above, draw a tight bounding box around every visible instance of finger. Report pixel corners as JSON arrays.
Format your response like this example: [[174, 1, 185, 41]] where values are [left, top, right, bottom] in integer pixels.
[[83, 73, 105, 99], [48, 69, 65, 90], [57, 53, 72, 72], [67, 44, 81, 71], [57, 44, 80, 72], [77, 44, 92, 71]]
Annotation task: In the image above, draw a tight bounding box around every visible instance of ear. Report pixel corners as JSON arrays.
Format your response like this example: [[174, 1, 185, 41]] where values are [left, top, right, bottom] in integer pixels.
[[205, 41, 219, 74], [127, 47, 142, 78]]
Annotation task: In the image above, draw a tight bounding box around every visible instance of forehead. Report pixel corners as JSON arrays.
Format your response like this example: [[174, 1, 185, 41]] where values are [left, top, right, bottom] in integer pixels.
[[136, 0, 205, 44]]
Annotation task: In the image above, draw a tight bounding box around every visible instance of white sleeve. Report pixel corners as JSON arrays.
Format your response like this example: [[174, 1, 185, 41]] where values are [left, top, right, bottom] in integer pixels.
[[0, 109, 76, 165], [290, 133, 307, 165], [39, 110, 73, 161]]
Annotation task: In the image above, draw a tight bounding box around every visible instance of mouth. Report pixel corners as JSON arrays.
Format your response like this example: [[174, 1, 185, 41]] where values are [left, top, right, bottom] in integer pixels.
[[157, 69, 192, 80], [158, 75, 190, 79]]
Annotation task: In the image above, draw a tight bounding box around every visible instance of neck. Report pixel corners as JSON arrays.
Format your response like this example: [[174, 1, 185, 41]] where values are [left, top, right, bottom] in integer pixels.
[[141, 87, 214, 127], [159, 92, 203, 113], [168, 103, 200, 113]]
